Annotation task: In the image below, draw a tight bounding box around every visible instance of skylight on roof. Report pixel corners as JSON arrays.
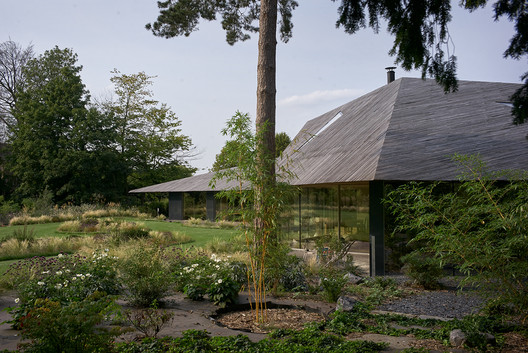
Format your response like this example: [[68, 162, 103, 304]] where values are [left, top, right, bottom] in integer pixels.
[[299, 111, 343, 149]]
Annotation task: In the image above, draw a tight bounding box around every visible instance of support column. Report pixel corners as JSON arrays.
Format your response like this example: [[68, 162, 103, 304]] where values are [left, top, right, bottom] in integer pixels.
[[369, 181, 385, 276], [168, 192, 184, 220], [206, 191, 217, 222]]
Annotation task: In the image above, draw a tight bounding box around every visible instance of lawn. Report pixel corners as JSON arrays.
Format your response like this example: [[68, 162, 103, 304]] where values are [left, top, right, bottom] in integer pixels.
[[0, 218, 241, 275]]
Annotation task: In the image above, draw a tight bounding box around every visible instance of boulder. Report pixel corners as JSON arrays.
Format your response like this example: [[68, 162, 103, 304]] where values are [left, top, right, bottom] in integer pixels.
[[336, 296, 357, 312], [344, 273, 363, 285], [450, 329, 466, 347]]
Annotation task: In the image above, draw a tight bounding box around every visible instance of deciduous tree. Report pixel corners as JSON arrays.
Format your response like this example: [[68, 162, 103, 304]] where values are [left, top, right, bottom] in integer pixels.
[[10, 47, 126, 204], [0, 40, 34, 141], [100, 70, 195, 190]]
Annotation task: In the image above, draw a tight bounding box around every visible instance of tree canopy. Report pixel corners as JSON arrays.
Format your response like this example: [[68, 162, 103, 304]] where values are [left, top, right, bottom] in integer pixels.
[[7, 46, 195, 204], [0, 41, 34, 142], [212, 131, 291, 172], [100, 70, 196, 190], [147, 0, 527, 123], [10, 47, 127, 204]]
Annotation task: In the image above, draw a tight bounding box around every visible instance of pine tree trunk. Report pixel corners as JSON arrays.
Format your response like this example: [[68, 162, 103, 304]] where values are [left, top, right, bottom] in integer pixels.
[[255, 0, 277, 218], [252, 0, 278, 322]]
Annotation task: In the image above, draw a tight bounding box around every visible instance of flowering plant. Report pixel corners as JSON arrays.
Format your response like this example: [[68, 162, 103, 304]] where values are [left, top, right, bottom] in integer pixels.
[[176, 254, 244, 307], [4, 250, 120, 328]]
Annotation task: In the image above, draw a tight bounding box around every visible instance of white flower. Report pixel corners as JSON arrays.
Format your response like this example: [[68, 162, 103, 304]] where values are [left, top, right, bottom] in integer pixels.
[[42, 271, 50, 274], [85, 273, 92, 277], [58, 253, 64, 258], [217, 279, 223, 284], [72, 277, 77, 281], [104, 248, 109, 252], [215, 265, 220, 269], [37, 281, 45, 286], [56, 271, 62, 275], [14, 298, 19, 304], [65, 269, 71, 273], [192, 263, 199, 268], [55, 284, 62, 289]]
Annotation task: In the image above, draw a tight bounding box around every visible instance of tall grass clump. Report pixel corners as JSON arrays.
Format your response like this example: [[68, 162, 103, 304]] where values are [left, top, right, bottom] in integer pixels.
[[0, 236, 94, 262], [57, 220, 83, 233], [148, 230, 193, 246], [118, 245, 173, 307]]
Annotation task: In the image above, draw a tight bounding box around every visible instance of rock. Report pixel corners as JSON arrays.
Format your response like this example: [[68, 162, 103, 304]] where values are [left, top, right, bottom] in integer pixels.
[[336, 296, 357, 312], [483, 332, 496, 345], [344, 273, 363, 285], [450, 329, 466, 346]]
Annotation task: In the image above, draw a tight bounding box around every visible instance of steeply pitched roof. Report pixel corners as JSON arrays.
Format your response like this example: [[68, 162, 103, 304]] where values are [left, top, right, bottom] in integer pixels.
[[130, 78, 528, 193], [284, 78, 527, 184]]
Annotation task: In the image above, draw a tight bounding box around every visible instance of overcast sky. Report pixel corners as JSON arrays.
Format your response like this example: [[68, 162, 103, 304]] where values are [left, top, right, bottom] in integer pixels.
[[1, 0, 525, 173]]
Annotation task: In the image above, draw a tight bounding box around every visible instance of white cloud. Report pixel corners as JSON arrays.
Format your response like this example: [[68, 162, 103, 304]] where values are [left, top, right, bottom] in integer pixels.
[[278, 88, 366, 107]]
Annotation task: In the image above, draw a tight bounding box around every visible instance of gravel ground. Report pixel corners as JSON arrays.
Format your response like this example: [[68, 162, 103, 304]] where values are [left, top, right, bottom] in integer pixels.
[[376, 276, 487, 319]]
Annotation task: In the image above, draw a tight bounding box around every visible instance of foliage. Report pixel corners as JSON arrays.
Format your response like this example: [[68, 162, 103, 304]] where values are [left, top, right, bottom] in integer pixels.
[[265, 245, 307, 293], [18, 292, 121, 353], [0, 196, 19, 225], [115, 326, 387, 352], [100, 70, 195, 190], [3, 224, 35, 244], [10, 46, 126, 204], [385, 154, 528, 322], [124, 300, 174, 338], [118, 246, 172, 307], [210, 111, 297, 321], [212, 132, 291, 171], [146, 1, 297, 45], [175, 253, 244, 307], [4, 250, 120, 328], [400, 251, 444, 289], [359, 277, 403, 307], [0, 40, 34, 140], [319, 266, 348, 303]]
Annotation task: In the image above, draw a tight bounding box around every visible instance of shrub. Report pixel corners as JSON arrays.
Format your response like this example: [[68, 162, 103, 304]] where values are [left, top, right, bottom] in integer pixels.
[[319, 267, 348, 302], [265, 245, 307, 293], [386, 154, 528, 321], [401, 251, 444, 289], [175, 253, 243, 307], [360, 276, 403, 306], [119, 246, 172, 307], [18, 292, 121, 353], [5, 250, 120, 328], [124, 301, 174, 338]]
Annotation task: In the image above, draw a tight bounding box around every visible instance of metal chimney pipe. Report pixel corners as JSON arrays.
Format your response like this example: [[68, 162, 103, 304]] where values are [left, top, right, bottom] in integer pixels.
[[385, 67, 396, 84]]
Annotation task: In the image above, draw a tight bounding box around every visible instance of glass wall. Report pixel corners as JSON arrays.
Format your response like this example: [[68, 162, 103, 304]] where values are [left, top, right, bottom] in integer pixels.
[[281, 183, 369, 243]]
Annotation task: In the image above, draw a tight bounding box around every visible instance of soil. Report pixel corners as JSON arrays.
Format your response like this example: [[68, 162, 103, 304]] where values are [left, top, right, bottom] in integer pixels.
[[1, 289, 527, 352]]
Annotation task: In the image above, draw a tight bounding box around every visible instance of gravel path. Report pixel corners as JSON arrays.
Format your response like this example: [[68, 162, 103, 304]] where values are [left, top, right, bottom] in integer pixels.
[[376, 276, 487, 319]]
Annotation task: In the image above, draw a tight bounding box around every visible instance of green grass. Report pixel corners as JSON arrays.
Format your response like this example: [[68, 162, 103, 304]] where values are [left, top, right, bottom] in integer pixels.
[[0, 222, 63, 239], [0, 218, 241, 274], [140, 220, 240, 248], [0, 219, 240, 246]]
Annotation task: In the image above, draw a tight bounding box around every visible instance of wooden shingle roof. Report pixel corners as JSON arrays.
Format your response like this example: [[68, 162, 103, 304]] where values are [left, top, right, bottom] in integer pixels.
[[130, 78, 528, 193]]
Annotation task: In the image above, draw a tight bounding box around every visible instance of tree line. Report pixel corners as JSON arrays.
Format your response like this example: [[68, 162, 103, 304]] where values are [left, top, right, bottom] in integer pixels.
[[0, 41, 195, 206]]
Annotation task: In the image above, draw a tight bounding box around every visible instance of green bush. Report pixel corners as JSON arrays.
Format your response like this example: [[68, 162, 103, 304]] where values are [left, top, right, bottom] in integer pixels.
[[18, 292, 121, 353], [265, 244, 307, 293], [5, 250, 120, 328], [401, 251, 444, 289], [175, 253, 243, 307], [319, 267, 348, 302], [386, 154, 528, 322], [119, 246, 172, 307]]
